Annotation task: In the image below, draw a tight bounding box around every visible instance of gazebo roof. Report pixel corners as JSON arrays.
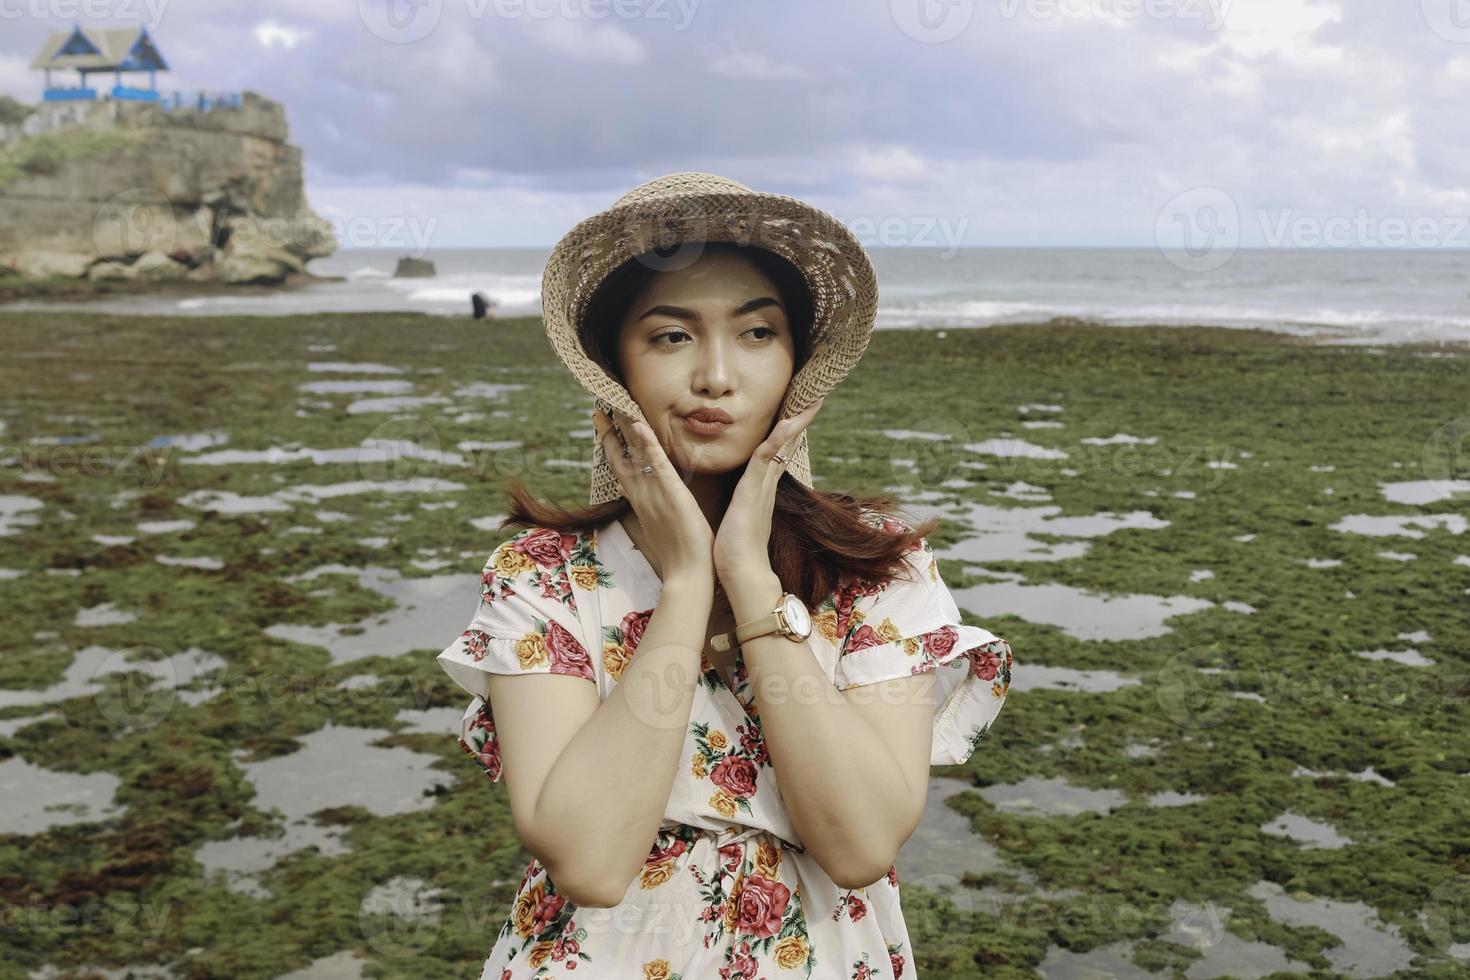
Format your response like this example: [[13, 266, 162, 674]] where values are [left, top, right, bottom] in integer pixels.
[[30, 25, 168, 72]]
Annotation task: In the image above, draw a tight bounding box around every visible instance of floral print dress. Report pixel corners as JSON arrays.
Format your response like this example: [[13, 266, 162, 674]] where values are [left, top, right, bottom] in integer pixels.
[[435, 511, 1013, 979]]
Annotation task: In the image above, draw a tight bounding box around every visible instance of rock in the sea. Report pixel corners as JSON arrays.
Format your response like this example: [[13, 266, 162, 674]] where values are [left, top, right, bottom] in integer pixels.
[[393, 256, 436, 278]]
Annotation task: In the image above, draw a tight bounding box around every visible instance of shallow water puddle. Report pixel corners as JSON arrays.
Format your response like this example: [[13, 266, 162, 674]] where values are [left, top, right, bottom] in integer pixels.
[[977, 775, 1129, 816], [896, 775, 1013, 894], [306, 361, 403, 374], [146, 431, 229, 451], [1291, 765, 1395, 787], [0, 645, 226, 712], [346, 395, 452, 414], [1248, 879, 1416, 978], [1009, 663, 1141, 694], [965, 436, 1070, 461], [913, 498, 1170, 563], [272, 949, 368, 979], [194, 723, 453, 897], [1354, 647, 1435, 667], [951, 577, 1215, 642], [179, 478, 465, 514], [266, 565, 473, 665], [74, 602, 138, 627], [1260, 810, 1354, 848], [0, 494, 44, 536], [0, 756, 124, 834], [180, 440, 469, 468], [297, 379, 414, 395], [1330, 513, 1467, 537], [1379, 479, 1470, 506]]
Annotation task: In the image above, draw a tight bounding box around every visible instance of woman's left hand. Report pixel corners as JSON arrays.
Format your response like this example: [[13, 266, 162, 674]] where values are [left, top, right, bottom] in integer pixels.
[[712, 396, 825, 582]]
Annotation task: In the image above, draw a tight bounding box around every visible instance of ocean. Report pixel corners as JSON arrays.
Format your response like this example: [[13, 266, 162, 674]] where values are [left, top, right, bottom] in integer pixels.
[[10, 247, 1470, 346]]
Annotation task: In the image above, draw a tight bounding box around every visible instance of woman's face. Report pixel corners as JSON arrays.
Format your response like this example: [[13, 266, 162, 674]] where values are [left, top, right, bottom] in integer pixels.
[[615, 248, 797, 479]]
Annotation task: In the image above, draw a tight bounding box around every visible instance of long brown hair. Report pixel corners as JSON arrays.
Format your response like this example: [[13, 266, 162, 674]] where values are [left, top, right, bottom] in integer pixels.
[[500, 242, 939, 608]]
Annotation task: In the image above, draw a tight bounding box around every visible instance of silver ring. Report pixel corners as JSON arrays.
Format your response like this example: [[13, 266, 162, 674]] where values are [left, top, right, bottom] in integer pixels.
[[773, 452, 787, 465], [641, 465, 654, 475]]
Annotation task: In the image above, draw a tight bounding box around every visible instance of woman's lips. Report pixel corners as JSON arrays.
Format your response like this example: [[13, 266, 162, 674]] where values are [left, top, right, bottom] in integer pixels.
[[682, 415, 732, 436]]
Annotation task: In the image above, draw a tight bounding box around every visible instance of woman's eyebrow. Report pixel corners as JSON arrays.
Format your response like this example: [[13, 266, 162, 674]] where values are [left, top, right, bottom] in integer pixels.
[[637, 296, 784, 322]]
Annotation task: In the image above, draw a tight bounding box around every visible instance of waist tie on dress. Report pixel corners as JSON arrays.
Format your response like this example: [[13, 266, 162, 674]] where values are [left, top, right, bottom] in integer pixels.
[[715, 825, 796, 848]]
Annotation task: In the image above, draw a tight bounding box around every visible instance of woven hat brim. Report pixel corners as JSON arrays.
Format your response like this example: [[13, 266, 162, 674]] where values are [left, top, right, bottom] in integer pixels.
[[540, 183, 879, 505]]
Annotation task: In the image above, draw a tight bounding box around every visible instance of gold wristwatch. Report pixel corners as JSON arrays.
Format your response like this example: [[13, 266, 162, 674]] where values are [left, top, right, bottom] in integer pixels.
[[710, 592, 813, 652]]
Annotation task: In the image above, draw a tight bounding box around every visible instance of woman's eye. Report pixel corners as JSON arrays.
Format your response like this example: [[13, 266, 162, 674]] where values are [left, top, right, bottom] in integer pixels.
[[653, 325, 777, 345]]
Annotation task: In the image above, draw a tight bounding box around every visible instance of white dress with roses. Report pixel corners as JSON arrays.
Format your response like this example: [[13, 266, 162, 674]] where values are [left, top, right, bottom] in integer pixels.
[[435, 511, 1013, 980]]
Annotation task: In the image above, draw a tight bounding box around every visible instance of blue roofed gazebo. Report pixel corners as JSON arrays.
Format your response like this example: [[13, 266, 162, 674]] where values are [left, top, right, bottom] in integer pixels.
[[29, 24, 169, 102]]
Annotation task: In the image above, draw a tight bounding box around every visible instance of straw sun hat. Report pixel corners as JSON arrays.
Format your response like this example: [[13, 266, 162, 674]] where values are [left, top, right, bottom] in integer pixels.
[[539, 172, 881, 505]]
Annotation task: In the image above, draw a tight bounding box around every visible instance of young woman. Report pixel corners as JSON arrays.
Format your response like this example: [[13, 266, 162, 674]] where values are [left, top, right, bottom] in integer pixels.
[[437, 173, 1014, 979]]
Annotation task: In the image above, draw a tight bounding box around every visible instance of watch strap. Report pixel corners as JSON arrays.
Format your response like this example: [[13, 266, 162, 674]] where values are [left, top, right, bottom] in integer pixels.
[[709, 598, 787, 652]]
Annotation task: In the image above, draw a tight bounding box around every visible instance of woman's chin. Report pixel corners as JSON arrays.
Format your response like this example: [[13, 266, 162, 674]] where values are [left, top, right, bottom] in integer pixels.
[[668, 445, 751, 477]]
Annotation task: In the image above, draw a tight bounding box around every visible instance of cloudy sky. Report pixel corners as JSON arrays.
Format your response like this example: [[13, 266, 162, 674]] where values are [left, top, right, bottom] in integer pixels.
[[3, 0, 1467, 250]]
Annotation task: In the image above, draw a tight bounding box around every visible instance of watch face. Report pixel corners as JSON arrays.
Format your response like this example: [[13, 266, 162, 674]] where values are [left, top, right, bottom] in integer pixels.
[[782, 595, 812, 637]]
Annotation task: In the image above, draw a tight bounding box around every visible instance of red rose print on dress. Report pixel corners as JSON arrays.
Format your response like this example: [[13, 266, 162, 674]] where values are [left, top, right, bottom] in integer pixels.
[[710, 756, 758, 800], [736, 875, 790, 939], [845, 623, 885, 654], [923, 624, 958, 659], [518, 527, 575, 568], [971, 642, 1002, 681], [545, 620, 595, 680], [621, 608, 651, 654]]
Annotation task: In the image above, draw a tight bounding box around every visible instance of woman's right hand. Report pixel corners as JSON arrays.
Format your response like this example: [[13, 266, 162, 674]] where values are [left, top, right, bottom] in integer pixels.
[[592, 406, 714, 585]]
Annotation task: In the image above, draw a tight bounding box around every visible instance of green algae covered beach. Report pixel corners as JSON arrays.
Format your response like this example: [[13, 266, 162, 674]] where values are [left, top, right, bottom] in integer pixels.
[[1, 311, 1467, 979]]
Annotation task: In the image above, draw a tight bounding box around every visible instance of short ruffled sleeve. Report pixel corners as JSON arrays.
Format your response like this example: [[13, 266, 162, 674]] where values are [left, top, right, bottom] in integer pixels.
[[436, 526, 598, 782], [832, 517, 1014, 767]]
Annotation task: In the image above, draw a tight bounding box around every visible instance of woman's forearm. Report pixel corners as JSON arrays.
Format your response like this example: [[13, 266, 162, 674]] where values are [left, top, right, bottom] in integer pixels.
[[726, 568, 921, 889], [531, 579, 713, 906]]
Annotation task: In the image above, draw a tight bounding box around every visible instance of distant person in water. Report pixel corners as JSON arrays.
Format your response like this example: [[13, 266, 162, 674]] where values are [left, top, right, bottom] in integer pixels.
[[471, 292, 494, 319]]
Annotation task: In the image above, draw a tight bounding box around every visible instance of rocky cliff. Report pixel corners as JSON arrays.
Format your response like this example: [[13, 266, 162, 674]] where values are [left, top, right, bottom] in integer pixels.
[[0, 90, 336, 284]]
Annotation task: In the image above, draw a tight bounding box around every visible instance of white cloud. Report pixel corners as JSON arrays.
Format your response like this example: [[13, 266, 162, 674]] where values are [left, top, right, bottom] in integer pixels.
[[1215, 0, 1345, 65], [851, 146, 927, 182], [532, 19, 643, 65], [708, 50, 812, 80], [254, 19, 313, 51]]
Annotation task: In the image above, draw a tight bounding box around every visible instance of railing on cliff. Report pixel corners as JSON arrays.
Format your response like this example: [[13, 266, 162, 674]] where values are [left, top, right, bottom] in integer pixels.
[[39, 88, 243, 111]]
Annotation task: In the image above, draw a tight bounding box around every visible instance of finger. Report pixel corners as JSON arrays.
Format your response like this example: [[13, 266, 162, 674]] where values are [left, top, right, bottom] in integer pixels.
[[609, 407, 647, 466], [769, 398, 824, 460], [593, 410, 638, 486]]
